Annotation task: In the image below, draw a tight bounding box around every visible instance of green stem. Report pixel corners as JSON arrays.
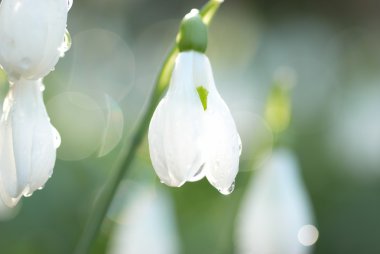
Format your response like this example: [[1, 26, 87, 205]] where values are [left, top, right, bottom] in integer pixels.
[[74, 1, 223, 253]]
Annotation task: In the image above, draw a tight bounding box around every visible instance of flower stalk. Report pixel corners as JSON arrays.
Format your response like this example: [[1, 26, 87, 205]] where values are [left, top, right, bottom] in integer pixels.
[[75, 1, 224, 253]]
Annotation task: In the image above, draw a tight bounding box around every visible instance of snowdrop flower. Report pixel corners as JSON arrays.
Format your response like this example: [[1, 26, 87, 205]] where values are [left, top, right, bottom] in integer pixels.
[[108, 183, 181, 254], [148, 10, 241, 194], [0, 79, 61, 206], [0, 0, 71, 207], [235, 149, 318, 254], [0, 0, 71, 81]]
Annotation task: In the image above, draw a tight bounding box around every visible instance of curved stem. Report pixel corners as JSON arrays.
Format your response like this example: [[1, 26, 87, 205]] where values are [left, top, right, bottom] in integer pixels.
[[74, 1, 223, 253]]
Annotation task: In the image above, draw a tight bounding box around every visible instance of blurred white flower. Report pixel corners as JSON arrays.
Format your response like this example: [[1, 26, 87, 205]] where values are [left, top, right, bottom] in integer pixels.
[[108, 183, 181, 254], [235, 148, 318, 254], [148, 51, 241, 194], [0, 0, 71, 207], [0, 0, 70, 81], [0, 79, 61, 207]]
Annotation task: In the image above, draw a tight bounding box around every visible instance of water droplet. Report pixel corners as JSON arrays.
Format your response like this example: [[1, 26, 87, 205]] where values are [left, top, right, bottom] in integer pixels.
[[218, 181, 235, 195], [24, 192, 33, 197], [238, 135, 242, 156], [38, 185, 45, 190], [67, 0, 73, 10], [20, 57, 31, 71], [39, 84, 45, 91], [52, 126, 61, 148], [58, 29, 72, 57]]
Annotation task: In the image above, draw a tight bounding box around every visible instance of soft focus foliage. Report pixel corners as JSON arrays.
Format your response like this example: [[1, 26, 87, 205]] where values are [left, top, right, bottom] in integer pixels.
[[0, 0, 380, 253]]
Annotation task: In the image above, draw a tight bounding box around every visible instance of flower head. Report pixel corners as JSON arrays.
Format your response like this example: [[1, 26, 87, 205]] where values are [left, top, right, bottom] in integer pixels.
[[0, 0, 71, 207], [148, 50, 241, 194], [0, 79, 60, 207], [0, 0, 70, 81]]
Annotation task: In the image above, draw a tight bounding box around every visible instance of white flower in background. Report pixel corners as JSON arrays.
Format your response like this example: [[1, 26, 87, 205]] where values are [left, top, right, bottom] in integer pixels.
[[108, 183, 181, 254], [148, 51, 241, 194], [0, 0, 71, 207], [235, 149, 318, 254]]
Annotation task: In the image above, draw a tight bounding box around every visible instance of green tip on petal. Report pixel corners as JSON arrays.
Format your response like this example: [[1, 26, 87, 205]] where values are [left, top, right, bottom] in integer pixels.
[[196, 86, 209, 110], [177, 9, 208, 53]]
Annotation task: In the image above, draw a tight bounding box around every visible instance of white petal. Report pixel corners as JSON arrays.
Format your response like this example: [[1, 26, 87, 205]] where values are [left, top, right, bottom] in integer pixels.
[[191, 54, 241, 194], [0, 119, 21, 207], [0, 79, 57, 206], [148, 52, 206, 186], [0, 0, 68, 80], [190, 51, 214, 90], [204, 95, 241, 194]]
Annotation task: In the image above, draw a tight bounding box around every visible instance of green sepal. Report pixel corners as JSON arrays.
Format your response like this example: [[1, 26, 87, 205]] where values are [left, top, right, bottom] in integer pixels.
[[177, 9, 208, 53]]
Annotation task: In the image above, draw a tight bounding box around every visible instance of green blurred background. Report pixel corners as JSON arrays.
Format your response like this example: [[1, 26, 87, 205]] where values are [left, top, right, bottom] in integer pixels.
[[0, 0, 380, 253]]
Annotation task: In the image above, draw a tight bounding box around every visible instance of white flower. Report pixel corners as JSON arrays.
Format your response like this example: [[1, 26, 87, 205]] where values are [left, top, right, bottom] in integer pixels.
[[0, 0, 70, 207], [235, 149, 318, 254], [0, 0, 70, 81], [148, 51, 241, 194], [108, 183, 181, 254], [0, 79, 61, 207]]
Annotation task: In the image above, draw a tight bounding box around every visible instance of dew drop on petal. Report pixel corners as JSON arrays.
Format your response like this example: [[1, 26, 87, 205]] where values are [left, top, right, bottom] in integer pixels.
[[24, 192, 32, 197], [67, 0, 73, 10], [20, 58, 32, 71], [52, 126, 61, 148], [218, 181, 235, 195], [37, 185, 45, 190], [39, 84, 45, 92], [58, 29, 72, 57], [238, 135, 242, 156]]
